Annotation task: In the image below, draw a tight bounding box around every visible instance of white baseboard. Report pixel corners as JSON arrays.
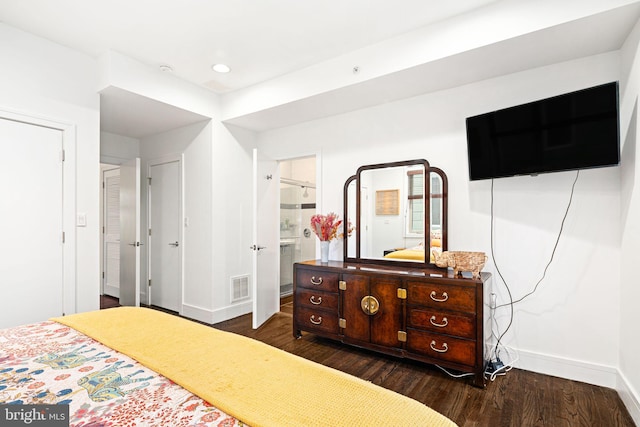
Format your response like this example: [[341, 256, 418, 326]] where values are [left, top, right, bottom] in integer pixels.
[[513, 349, 618, 388], [181, 301, 252, 325], [617, 371, 640, 425]]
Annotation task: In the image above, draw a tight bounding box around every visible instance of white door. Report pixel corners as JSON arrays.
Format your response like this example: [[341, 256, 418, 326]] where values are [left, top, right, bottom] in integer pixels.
[[148, 158, 182, 313], [119, 157, 141, 307], [251, 148, 280, 329], [0, 118, 63, 328], [103, 167, 120, 298]]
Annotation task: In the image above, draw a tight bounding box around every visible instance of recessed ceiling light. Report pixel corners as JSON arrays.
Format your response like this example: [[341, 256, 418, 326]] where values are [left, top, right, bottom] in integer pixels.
[[159, 65, 173, 73], [212, 63, 231, 73]]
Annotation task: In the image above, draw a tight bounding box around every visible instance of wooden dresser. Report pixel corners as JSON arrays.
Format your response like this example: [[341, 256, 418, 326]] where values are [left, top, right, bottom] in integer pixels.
[[293, 260, 491, 387]]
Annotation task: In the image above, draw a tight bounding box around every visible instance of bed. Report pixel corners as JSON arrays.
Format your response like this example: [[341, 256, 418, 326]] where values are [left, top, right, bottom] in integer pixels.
[[0, 307, 457, 427], [383, 236, 442, 263]]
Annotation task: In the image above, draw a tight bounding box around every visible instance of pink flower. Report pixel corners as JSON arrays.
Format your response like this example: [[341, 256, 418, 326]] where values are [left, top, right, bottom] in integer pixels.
[[310, 213, 343, 241]]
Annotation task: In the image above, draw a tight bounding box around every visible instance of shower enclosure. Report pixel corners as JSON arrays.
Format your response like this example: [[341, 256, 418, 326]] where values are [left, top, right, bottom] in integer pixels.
[[279, 178, 315, 297]]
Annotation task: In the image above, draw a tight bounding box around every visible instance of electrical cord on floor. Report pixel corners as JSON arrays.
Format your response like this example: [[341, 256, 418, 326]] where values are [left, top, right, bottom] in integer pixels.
[[435, 364, 475, 379], [484, 348, 517, 382], [490, 170, 579, 366]]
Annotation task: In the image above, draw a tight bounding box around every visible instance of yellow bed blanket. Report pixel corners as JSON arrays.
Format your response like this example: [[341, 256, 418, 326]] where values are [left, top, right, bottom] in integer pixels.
[[53, 307, 456, 427]]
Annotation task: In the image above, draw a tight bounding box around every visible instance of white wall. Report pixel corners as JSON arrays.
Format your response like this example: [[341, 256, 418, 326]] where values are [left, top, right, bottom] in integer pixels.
[[100, 131, 140, 164], [257, 52, 623, 388], [140, 121, 212, 316], [619, 17, 640, 425], [0, 23, 100, 314], [99, 52, 255, 324]]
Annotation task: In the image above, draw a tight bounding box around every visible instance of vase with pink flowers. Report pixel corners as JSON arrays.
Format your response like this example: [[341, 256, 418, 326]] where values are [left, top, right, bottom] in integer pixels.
[[310, 212, 343, 263]]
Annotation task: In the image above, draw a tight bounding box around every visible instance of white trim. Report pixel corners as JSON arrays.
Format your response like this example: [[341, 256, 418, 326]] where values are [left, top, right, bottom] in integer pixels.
[[617, 370, 640, 426], [0, 107, 77, 317], [181, 301, 253, 325], [514, 348, 618, 388]]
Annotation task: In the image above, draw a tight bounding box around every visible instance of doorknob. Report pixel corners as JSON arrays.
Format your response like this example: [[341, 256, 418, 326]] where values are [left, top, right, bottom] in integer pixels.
[[128, 242, 143, 247], [168, 241, 179, 247], [250, 245, 266, 251]]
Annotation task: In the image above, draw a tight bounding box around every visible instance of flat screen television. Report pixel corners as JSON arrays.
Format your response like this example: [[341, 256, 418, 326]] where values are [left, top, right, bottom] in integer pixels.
[[465, 82, 620, 181]]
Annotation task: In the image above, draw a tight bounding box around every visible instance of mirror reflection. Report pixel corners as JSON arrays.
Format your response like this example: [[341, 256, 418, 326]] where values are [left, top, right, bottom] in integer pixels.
[[344, 160, 447, 267]]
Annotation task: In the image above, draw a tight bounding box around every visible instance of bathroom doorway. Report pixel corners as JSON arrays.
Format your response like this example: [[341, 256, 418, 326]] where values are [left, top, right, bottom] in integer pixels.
[[279, 157, 316, 297]]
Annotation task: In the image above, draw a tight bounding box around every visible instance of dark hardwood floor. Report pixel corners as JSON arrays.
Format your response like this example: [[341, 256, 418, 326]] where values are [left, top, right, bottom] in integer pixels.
[[100, 296, 635, 427]]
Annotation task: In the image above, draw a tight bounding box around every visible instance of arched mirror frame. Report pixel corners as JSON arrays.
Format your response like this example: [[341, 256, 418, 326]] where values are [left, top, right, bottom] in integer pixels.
[[343, 159, 448, 268]]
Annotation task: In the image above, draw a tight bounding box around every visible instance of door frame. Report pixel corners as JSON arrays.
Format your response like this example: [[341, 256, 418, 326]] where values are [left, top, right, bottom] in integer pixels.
[[252, 150, 322, 328], [0, 108, 76, 317], [147, 154, 184, 313]]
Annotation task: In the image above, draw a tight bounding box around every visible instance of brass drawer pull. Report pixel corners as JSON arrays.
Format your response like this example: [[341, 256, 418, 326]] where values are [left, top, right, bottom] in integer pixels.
[[429, 315, 448, 328], [309, 296, 322, 305], [310, 315, 323, 325], [430, 291, 449, 302], [361, 295, 380, 315], [430, 340, 449, 353], [310, 276, 323, 285]]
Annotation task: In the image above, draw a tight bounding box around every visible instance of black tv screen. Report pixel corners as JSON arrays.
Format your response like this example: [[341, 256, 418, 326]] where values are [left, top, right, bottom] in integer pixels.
[[466, 82, 620, 181]]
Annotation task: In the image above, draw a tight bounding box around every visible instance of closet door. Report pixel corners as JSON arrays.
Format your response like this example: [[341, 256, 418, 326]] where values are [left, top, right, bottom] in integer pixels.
[[103, 168, 120, 298], [0, 118, 63, 328]]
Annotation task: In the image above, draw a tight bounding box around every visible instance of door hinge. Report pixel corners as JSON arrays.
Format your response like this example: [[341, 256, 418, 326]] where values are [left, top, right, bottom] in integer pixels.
[[102, 272, 105, 279], [339, 280, 347, 291], [60, 150, 65, 162], [102, 226, 105, 234], [397, 288, 407, 299], [62, 231, 65, 243], [398, 331, 407, 342], [339, 318, 346, 328], [148, 279, 152, 287], [148, 228, 152, 236], [147, 177, 152, 185]]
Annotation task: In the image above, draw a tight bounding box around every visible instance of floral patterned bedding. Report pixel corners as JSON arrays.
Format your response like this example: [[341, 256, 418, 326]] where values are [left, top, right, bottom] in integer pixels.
[[0, 320, 246, 426]]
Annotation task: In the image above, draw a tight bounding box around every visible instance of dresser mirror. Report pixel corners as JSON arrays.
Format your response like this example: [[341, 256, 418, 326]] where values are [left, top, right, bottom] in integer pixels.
[[343, 159, 447, 267]]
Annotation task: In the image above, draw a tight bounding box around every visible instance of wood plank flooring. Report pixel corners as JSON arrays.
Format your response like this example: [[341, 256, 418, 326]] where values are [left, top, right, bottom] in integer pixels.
[[215, 302, 635, 427], [100, 296, 635, 427]]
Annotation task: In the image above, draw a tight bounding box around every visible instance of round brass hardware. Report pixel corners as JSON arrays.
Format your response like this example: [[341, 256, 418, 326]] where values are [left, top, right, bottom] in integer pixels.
[[361, 295, 380, 315]]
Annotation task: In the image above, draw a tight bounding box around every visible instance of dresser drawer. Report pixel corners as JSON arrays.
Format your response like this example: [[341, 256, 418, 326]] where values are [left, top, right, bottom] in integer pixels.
[[295, 306, 340, 335], [296, 269, 340, 292], [407, 281, 476, 313], [406, 329, 476, 366], [407, 307, 475, 339], [295, 288, 339, 311]]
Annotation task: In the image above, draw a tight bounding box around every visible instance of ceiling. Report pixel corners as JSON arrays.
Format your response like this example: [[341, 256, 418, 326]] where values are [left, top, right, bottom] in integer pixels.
[[0, 0, 499, 93], [1, 1, 639, 137], [0, 0, 502, 138]]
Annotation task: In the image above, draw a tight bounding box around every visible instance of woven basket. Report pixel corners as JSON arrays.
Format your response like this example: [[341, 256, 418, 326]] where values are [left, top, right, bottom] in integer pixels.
[[434, 251, 487, 279]]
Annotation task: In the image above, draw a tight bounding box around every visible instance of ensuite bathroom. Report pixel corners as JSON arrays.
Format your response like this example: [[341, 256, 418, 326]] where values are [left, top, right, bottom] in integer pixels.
[[279, 157, 316, 297]]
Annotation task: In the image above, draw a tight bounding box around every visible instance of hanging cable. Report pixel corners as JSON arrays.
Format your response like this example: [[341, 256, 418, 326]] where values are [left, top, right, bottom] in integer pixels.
[[491, 170, 579, 358]]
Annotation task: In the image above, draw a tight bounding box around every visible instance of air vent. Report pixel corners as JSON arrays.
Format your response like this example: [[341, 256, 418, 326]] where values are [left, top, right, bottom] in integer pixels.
[[231, 275, 250, 303]]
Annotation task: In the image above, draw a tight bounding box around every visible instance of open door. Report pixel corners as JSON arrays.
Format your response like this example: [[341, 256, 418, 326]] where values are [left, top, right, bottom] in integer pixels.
[[119, 157, 141, 306], [251, 148, 279, 329]]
